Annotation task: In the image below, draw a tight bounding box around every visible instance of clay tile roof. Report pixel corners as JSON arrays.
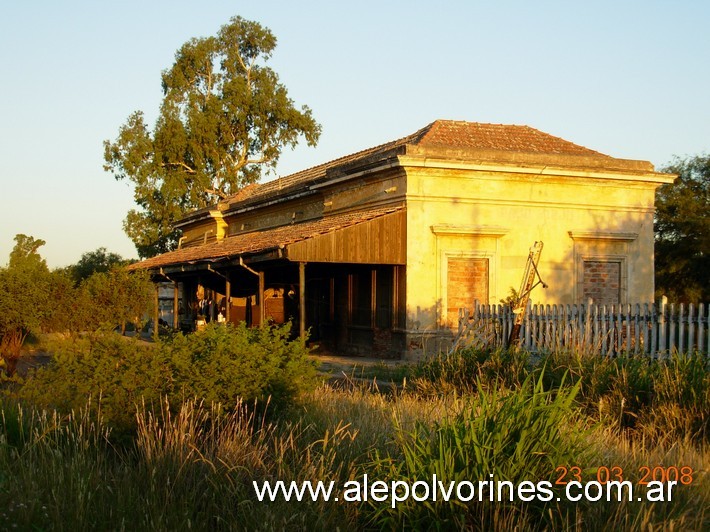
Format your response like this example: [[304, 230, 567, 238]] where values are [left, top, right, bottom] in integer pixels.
[[223, 132, 418, 209], [220, 120, 611, 211], [130, 205, 404, 271], [412, 120, 610, 157]]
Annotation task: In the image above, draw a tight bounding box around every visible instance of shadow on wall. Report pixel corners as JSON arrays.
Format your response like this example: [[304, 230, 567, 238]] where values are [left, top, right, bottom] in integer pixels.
[[404, 205, 657, 361], [510, 206, 655, 307]]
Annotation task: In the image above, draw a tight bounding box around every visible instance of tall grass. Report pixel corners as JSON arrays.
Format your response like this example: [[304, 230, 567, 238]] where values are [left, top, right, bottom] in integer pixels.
[[416, 347, 710, 445], [366, 372, 589, 529], [0, 400, 113, 529], [0, 397, 346, 530], [0, 347, 708, 530]]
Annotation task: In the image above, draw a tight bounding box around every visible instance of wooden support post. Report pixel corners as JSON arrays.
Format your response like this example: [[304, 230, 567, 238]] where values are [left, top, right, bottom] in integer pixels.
[[153, 284, 160, 341], [225, 273, 231, 323], [299, 262, 306, 340], [258, 271, 265, 327], [329, 277, 335, 322], [173, 282, 179, 329]]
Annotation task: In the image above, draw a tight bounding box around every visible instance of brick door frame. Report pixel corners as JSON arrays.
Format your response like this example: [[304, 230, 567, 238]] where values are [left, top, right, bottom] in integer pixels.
[[430, 225, 507, 331], [439, 249, 495, 328]]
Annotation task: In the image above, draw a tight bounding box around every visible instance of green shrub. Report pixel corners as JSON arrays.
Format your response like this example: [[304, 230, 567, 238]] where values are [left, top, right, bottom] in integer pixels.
[[539, 350, 710, 444], [416, 348, 709, 446], [8, 323, 317, 437], [164, 322, 318, 409], [639, 353, 709, 443], [414, 347, 490, 389], [10, 334, 168, 435]]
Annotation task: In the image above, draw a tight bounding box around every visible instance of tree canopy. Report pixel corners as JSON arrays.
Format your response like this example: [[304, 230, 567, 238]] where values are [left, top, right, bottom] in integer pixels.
[[0, 236, 53, 376], [655, 154, 710, 303], [8, 234, 48, 274], [104, 16, 321, 258], [80, 267, 154, 333], [0, 237, 154, 376], [71, 247, 127, 284]]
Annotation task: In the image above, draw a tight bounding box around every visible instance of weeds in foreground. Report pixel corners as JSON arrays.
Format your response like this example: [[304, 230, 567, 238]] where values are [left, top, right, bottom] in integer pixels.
[[0, 347, 708, 530], [367, 372, 590, 529], [415, 348, 710, 445]]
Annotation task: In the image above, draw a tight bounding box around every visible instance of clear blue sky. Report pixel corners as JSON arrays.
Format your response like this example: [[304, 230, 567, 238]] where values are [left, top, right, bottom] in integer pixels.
[[1, 0, 708, 267]]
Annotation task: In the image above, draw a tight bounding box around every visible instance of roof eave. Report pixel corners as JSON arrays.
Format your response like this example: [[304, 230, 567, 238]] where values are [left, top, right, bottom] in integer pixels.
[[398, 152, 676, 184]]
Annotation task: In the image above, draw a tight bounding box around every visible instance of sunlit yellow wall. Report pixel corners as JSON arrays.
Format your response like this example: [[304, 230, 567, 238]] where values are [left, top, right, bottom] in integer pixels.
[[403, 158, 671, 356]]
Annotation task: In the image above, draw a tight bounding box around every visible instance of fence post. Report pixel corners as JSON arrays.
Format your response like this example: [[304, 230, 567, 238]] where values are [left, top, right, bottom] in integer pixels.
[[658, 295, 668, 357], [688, 304, 695, 355], [633, 303, 640, 355], [669, 302, 676, 354], [678, 303, 685, 355], [649, 303, 657, 357], [523, 300, 532, 350], [698, 303, 705, 354], [584, 298, 593, 352]]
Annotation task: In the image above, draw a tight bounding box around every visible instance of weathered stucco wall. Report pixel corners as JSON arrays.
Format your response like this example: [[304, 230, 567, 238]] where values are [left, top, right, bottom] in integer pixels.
[[403, 160, 667, 356]]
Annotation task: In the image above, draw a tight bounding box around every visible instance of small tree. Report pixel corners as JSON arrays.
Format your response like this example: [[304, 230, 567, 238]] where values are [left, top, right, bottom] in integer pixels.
[[0, 236, 156, 376], [655, 154, 710, 302], [0, 235, 52, 376], [104, 16, 321, 257], [8, 234, 48, 273], [43, 269, 87, 335]]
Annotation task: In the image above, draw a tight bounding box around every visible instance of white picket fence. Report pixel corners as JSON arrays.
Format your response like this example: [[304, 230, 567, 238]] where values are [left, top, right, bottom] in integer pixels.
[[457, 297, 710, 357]]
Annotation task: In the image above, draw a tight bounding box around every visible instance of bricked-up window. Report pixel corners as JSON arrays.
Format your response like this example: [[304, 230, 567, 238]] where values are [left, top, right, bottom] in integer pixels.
[[447, 258, 488, 325], [583, 260, 621, 305]]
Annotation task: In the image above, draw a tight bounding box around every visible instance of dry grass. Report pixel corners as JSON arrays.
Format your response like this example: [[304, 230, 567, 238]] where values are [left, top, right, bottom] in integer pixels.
[[0, 352, 708, 531]]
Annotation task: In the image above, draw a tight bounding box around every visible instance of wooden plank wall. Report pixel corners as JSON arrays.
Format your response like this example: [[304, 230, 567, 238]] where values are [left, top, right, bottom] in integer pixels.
[[286, 210, 406, 264]]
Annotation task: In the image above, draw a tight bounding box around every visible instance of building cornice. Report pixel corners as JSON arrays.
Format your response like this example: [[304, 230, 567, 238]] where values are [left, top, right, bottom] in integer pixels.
[[397, 155, 676, 185]]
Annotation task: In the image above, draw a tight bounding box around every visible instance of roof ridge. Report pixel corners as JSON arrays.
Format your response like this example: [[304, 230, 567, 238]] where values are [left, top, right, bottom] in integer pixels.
[[212, 119, 620, 212], [274, 122, 434, 180], [411, 119, 610, 157]]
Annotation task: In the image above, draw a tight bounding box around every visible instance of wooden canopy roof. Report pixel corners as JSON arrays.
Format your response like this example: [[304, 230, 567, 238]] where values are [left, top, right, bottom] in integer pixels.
[[129, 205, 405, 272]]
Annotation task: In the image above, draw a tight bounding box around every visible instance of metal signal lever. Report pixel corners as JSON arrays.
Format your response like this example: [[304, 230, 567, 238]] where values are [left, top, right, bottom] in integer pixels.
[[508, 241, 548, 347]]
